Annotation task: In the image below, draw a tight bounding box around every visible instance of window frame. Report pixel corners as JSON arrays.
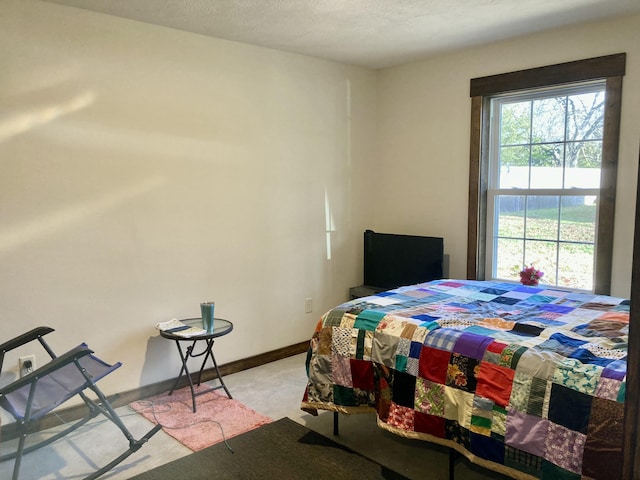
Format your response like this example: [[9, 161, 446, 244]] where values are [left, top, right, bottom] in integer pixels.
[[467, 53, 625, 294], [486, 82, 606, 289]]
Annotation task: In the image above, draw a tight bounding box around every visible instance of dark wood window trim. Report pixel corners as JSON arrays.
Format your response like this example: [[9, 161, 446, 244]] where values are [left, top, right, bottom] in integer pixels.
[[467, 53, 625, 295], [470, 53, 626, 97]]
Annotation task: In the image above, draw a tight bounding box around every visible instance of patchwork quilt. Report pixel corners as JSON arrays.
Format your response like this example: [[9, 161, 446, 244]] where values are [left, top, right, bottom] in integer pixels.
[[301, 280, 628, 480]]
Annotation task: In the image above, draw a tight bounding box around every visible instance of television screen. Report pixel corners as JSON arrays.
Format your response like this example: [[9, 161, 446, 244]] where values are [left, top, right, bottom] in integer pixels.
[[363, 230, 443, 289]]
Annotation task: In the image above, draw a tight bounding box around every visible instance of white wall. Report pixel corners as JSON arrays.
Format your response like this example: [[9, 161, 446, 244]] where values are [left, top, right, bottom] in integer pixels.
[[375, 15, 640, 298], [0, 0, 377, 401]]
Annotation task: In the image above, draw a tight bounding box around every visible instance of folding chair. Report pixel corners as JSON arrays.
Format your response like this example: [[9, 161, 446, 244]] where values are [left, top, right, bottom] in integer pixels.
[[0, 326, 161, 480]]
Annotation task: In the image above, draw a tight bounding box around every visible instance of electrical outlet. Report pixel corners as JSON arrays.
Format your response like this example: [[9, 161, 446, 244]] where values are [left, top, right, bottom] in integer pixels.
[[19, 355, 36, 378], [305, 297, 313, 313]]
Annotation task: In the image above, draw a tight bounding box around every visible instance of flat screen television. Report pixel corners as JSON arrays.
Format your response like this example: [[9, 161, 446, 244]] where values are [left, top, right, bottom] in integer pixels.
[[363, 230, 444, 289]]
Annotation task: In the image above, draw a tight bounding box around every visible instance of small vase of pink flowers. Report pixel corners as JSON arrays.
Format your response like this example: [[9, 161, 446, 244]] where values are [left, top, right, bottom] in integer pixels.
[[519, 265, 544, 286]]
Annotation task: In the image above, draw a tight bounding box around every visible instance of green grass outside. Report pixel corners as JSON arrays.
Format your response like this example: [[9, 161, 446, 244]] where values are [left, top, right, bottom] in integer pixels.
[[495, 204, 595, 290]]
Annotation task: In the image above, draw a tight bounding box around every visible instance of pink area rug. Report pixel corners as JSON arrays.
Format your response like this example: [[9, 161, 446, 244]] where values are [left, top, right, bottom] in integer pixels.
[[129, 385, 272, 451]]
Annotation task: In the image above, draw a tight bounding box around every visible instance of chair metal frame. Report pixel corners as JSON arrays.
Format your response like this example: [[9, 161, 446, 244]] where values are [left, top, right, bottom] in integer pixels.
[[0, 327, 161, 480]]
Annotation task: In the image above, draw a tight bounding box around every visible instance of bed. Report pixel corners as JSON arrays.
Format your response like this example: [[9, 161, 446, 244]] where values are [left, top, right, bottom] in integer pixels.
[[300, 279, 628, 480]]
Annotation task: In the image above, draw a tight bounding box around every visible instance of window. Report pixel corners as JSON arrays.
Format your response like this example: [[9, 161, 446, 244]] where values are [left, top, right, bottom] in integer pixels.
[[487, 83, 605, 290], [468, 54, 625, 294]]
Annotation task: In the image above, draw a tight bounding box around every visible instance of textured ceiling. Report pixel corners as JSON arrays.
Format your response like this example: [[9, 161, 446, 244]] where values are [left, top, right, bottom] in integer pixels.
[[44, 0, 640, 69]]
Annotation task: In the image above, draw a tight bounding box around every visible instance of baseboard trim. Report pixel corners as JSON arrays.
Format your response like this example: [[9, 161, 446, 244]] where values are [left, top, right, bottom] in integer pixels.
[[0, 340, 310, 441]]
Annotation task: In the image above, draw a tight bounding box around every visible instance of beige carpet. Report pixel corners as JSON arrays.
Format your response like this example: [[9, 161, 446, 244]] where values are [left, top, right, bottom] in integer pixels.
[[130, 385, 272, 451]]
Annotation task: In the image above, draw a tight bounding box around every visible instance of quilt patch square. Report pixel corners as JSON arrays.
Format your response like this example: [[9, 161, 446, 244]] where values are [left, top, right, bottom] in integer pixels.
[[354, 310, 386, 331], [598, 311, 630, 323], [304, 379, 333, 404], [414, 411, 446, 438], [331, 326, 352, 357], [513, 285, 541, 294], [318, 326, 333, 355], [403, 289, 433, 299], [376, 363, 392, 400], [486, 340, 508, 356], [490, 296, 520, 306], [504, 411, 548, 458], [395, 355, 408, 373], [339, 312, 357, 329], [516, 348, 563, 380], [445, 420, 471, 450], [354, 329, 374, 360], [392, 370, 417, 408], [470, 396, 493, 436], [411, 314, 440, 324], [581, 341, 627, 360], [568, 347, 615, 368], [396, 337, 410, 357], [333, 384, 357, 406], [481, 348, 502, 366], [446, 353, 479, 392], [415, 377, 445, 416], [601, 360, 626, 381], [424, 328, 462, 351], [387, 402, 415, 431], [331, 354, 352, 387], [323, 308, 348, 327], [352, 387, 376, 407], [438, 318, 476, 331], [524, 294, 556, 304], [526, 376, 548, 417], [511, 323, 545, 337], [491, 405, 507, 437], [375, 291, 397, 298], [467, 292, 499, 302], [418, 346, 451, 383], [350, 358, 375, 391], [400, 323, 418, 340], [444, 386, 473, 427], [406, 357, 420, 376], [349, 329, 361, 358], [582, 397, 624, 480], [504, 446, 543, 478], [475, 362, 515, 407], [371, 332, 399, 368], [453, 332, 494, 360], [508, 372, 531, 413], [308, 354, 334, 391], [594, 376, 622, 401], [574, 318, 626, 339], [548, 383, 592, 433], [582, 301, 621, 311], [537, 333, 584, 357], [470, 432, 505, 464], [498, 344, 527, 369], [481, 287, 508, 296], [478, 318, 516, 332], [375, 316, 407, 336], [411, 325, 430, 344], [539, 304, 574, 314], [462, 325, 496, 337], [544, 422, 586, 475], [617, 382, 626, 402], [552, 358, 602, 395], [502, 290, 534, 300], [409, 340, 422, 358]]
